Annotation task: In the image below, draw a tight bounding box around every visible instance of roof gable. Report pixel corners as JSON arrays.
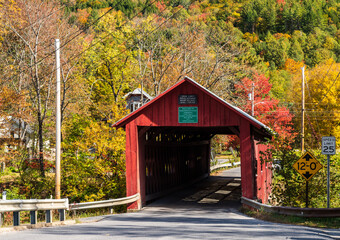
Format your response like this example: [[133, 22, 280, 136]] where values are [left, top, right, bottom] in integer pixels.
[[114, 77, 271, 135]]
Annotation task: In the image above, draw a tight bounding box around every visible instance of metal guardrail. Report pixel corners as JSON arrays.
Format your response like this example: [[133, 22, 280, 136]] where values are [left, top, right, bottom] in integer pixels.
[[0, 199, 69, 212], [0, 198, 69, 226], [69, 193, 140, 211], [241, 196, 340, 217], [0, 194, 140, 227], [210, 162, 240, 171]]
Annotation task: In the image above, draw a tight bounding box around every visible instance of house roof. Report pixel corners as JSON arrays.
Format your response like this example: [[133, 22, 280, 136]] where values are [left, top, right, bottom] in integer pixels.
[[0, 117, 33, 134], [114, 77, 272, 136], [123, 88, 153, 100]]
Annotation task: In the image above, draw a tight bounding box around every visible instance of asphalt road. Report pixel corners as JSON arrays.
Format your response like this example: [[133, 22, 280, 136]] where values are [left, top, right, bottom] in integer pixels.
[[1, 167, 339, 240]]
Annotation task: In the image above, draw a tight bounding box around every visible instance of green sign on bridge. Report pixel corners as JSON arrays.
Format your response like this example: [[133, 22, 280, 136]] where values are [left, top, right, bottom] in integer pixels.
[[178, 107, 198, 123]]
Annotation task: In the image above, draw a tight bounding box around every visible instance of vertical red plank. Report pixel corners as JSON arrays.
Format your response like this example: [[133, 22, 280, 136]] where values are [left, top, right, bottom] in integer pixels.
[[126, 122, 140, 210], [211, 98, 221, 126], [138, 128, 146, 207], [239, 119, 254, 199], [167, 90, 175, 126], [152, 99, 158, 126], [165, 91, 172, 125], [254, 142, 272, 203], [202, 92, 209, 126], [144, 108, 153, 126], [198, 91, 204, 126], [159, 97, 165, 126]]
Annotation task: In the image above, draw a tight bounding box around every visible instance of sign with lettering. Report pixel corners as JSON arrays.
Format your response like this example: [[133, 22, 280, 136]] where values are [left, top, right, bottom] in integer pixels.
[[178, 95, 198, 105], [293, 151, 323, 181], [322, 136, 336, 155], [178, 107, 198, 123]]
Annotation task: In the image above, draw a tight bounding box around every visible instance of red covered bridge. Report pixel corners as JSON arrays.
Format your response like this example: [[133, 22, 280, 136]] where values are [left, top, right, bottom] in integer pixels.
[[114, 77, 273, 209]]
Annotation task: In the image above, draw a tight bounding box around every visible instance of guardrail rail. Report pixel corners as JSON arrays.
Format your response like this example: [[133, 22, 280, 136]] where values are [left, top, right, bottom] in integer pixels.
[[0, 198, 69, 226], [241, 197, 340, 217], [69, 193, 140, 211], [210, 161, 240, 171], [0, 194, 140, 227]]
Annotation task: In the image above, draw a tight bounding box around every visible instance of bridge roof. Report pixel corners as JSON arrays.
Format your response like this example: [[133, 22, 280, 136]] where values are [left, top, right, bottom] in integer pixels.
[[114, 77, 272, 138]]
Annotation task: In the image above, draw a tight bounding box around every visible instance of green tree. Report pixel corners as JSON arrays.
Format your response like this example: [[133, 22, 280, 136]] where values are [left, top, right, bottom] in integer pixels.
[[289, 39, 304, 62], [259, 32, 291, 69]]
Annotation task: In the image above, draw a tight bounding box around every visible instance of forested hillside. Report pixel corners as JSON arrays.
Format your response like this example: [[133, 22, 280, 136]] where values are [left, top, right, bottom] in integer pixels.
[[0, 0, 339, 205]]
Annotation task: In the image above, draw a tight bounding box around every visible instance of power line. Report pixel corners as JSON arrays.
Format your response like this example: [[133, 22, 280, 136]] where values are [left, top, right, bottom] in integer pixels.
[[58, 0, 167, 73], [316, 71, 340, 106], [1, 0, 148, 83], [3, 5, 67, 49], [7, 2, 184, 101], [63, 5, 184, 80], [315, 60, 335, 90]]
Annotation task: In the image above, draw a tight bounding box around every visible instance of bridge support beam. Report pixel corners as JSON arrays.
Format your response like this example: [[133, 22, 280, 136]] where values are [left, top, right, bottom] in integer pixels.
[[240, 120, 255, 199], [126, 122, 141, 210]]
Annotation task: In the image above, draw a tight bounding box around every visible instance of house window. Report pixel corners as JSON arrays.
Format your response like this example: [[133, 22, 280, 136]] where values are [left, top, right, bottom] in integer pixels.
[[130, 102, 142, 112]]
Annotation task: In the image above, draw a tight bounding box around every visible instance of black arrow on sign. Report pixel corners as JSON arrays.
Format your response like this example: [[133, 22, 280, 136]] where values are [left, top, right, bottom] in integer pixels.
[[303, 171, 312, 180], [303, 153, 313, 161]]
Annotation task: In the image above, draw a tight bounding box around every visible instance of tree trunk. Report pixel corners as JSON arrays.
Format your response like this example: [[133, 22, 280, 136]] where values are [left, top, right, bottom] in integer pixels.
[[37, 101, 45, 177]]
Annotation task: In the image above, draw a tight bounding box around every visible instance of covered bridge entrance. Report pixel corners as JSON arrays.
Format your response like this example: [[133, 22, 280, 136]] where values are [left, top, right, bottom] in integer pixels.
[[114, 77, 273, 209]]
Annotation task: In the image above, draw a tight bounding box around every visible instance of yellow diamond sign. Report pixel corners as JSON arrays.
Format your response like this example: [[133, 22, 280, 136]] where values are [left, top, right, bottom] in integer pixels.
[[293, 151, 323, 181]]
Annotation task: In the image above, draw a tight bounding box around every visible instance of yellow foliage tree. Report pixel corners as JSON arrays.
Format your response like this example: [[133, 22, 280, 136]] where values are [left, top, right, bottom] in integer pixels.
[[288, 59, 340, 147]]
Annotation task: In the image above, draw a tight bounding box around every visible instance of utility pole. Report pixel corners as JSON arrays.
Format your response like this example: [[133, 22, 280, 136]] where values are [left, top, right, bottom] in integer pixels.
[[301, 66, 305, 152], [251, 83, 255, 116], [55, 39, 61, 199], [301, 65, 308, 208]]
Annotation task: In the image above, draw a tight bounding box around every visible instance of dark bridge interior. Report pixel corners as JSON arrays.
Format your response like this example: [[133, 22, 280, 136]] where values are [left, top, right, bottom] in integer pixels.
[[139, 126, 240, 202]]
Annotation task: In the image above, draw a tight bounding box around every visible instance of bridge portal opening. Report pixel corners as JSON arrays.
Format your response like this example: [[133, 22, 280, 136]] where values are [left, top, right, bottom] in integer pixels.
[[140, 127, 239, 203]]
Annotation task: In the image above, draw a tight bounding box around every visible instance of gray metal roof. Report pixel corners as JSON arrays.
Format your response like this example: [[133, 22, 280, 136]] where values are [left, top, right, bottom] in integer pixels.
[[123, 88, 153, 100]]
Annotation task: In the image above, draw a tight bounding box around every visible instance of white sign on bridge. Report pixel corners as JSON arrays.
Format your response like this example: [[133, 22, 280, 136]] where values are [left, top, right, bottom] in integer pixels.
[[322, 136, 336, 155]]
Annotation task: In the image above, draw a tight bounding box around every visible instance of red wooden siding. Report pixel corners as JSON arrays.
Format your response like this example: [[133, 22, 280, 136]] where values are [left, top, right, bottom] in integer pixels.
[[118, 81, 246, 128], [255, 142, 272, 203], [115, 77, 272, 210]]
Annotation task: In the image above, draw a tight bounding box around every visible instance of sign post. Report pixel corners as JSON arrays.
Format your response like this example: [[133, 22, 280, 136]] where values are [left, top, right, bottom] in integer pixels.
[[322, 136, 336, 208], [293, 151, 323, 208]]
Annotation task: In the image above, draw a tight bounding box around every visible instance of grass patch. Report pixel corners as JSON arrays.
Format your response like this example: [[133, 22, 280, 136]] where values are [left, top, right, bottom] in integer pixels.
[[69, 206, 126, 220], [215, 154, 233, 159], [241, 207, 340, 229]]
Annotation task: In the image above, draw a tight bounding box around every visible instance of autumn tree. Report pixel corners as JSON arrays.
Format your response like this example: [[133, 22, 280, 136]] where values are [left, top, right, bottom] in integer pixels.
[[235, 73, 296, 140], [288, 59, 340, 147], [59, 9, 132, 202], [1, 0, 82, 177], [82, 9, 136, 116]]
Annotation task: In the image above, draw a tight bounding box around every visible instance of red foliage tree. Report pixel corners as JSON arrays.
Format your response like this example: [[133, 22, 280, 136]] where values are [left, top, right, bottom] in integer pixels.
[[235, 73, 296, 140]]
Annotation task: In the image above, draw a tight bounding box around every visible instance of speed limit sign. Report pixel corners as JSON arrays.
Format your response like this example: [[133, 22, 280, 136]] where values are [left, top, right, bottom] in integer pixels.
[[322, 136, 336, 155]]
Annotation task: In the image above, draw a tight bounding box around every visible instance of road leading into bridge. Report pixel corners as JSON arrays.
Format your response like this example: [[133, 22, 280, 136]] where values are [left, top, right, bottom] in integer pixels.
[[1, 167, 339, 239]]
